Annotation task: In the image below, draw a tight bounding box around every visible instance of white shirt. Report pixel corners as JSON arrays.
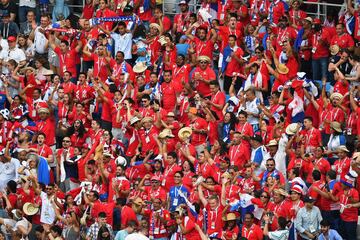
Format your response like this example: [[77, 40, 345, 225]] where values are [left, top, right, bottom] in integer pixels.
[[0, 158, 20, 191], [40, 191, 56, 224], [34, 26, 49, 54], [111, 32, 133, 60], [0, 47, 26, 63], [19, 0, 36, 8], [245, 97, 260, 125]]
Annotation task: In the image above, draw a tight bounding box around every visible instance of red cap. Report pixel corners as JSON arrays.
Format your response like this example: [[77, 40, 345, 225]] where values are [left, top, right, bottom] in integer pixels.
[[313, 18, 321, 24], [7, 36, 16, 42]]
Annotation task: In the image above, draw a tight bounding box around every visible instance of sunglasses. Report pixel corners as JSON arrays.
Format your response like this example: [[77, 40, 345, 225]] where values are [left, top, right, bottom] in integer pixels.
[[266, 164, 274, 167], [63, 140, 70, 143], [199, 61, 208, 64]]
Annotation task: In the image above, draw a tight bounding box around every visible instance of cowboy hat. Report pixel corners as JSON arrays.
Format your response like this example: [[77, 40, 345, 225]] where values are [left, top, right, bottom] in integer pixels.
[[337, 145, 349, 153], [178, 127, 192, 140], [330, 121, 342, 133], [167, 112, 175, 117], [23, 202, 39, 216], [158, 129, 175, 139], [197, 55, 211, 63], [133, 62, 147, 73], [330, 45, 340, 56], [285, 123, 300, 135], [130, 116, 141, 125], [149, 23, 162, 33], [276, 64, 289, 75], [266, 139, 278, 147], [330, 92, 343, 101]]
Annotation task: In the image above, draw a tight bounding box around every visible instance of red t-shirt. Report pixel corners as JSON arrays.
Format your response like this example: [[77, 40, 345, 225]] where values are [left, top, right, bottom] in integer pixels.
[[338, 188, 359, 222], [90, 53, 115, 82], [241, 224, 263, 240], [54, 47, 78, 77], [121, 205, 138, 226], [194, 37, 215, 59], [224, 47, 244, 77], [182, 216, 202, 240], [149, 16, 172, 32], [190, 117, 208, 146], [36, 117, 56, 146], [161, 81, 177, 112], [205, 203, 224, 236], [92, 201, 115, 225], [331, 33, 355, 49], [311, 29, 331, 59], [191, 67, 216, 97]]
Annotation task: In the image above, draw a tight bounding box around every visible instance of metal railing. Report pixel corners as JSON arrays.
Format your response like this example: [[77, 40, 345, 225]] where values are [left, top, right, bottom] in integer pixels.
[[41, 0, 345, 20]]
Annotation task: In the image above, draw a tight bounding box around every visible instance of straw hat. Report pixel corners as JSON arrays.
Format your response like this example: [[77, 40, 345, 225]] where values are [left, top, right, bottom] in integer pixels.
[[130, 116, 141, 125], [330, 45, 340, 56], [149, 23, 162, 33], [197, 55, 211, 63], [285, 123, 300, 135], [274, 188, 288, 197], [21, 66, 36, 74], [330, 92, 343, 101], [276, 64, 289, 75], [303, 17, 313, 24], [141, 116, 153, 125], [133, 62, 147, 73], [225, 212, 237, 221], [167, 112, 175, 118], [178, 127, 192, 140], [330, 121, 342, 133], [337, 145, 349, 153], [23, 202, 39, 216], [158, 129, 175, 139], [266, 139, 278, 147]]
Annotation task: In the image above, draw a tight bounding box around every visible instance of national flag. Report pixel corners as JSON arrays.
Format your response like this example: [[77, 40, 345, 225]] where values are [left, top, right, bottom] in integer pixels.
[[230, 194, 264, 220]]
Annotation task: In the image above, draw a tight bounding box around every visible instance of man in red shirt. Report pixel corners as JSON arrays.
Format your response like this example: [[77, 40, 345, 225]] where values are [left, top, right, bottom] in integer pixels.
[[220, 34, 245, 94], [191, 56, 216, 98], [241, 212, 263, 240], [187, 107, 207, 154], [160, 70, 179, 113], [95, 0, 117, 31], [186, 25, 217, 60], [301, 116, 322, 154], [198, 185, 224, 238], [149, 7, 171, 32], [83, 44, 114, 82], [138, 117, 159, 157], [49, 36, 82, 80], [74, 72, 94, 111], [204, 80, 225, 120], [228, 131, 250, 169], [173, 1, 191, 35], [331, 23, 355, 51], [311, 18, 331, 82]]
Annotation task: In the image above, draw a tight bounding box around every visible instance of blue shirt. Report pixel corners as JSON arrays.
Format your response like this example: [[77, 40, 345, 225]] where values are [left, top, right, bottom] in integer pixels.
[[168, 185, 189, 211], [317, 229, 343, 240]]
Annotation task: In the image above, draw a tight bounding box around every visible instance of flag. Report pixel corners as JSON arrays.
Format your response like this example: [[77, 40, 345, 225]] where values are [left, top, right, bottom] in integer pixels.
[[221, 45, 233, 73], [230, 194, 264, 220], [289, 80, 305, 123], [288, 222, 297, 240]]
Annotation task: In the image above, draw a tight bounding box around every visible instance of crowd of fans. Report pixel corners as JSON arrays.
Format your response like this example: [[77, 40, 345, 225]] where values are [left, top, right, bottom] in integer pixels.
[[0, 0, 360, 239]]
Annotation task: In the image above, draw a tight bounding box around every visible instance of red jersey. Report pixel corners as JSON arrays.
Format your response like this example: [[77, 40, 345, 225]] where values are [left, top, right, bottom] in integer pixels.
[[337, 188, 359, 222], [191, 67, 216, 97], [331, 33, 355, 49], [138, 126, 159, 156], [241, 224, 263, 240], [54, 47, 78, 77], [311, 29, 331, 59], [193, 37, 215, 59], [161, 81, 177, 112], [190, 117, 208, 146]]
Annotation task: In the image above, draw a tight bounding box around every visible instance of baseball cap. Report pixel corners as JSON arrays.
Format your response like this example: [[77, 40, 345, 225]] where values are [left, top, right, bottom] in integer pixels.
[[303, 196, 316, 203], [7, 36, 16, 42], [178, 0, 188, 5]]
